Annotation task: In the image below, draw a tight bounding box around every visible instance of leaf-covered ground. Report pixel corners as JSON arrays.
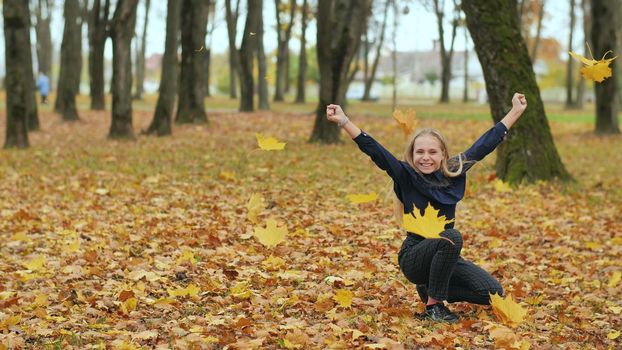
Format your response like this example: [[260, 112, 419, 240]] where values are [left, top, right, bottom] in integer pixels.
[[0, 109, 621, 349]]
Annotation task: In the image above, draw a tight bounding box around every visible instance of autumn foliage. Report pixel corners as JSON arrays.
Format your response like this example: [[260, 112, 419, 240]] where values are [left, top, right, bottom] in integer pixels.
[[0, 109, 621, 349]]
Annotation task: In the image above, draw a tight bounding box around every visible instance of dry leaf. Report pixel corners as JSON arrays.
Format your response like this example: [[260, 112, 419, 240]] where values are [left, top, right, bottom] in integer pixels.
[[489, 293, 527, 328], [392, 108, 418, 136], [256, 133, 286, 151], [254, 218, 288, 247]]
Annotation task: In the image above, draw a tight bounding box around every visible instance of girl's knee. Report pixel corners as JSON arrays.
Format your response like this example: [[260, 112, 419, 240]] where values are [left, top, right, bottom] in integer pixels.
[[441, 229, 463, 250]]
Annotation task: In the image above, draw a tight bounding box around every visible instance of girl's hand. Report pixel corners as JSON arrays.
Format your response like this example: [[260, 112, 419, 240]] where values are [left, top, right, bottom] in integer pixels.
[[326, 104, 348, 124], [511, 93, 527, 114]]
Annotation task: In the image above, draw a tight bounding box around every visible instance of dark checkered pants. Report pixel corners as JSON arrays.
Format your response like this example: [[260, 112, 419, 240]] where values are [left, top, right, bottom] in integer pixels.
[[398, 229, 503, 305]]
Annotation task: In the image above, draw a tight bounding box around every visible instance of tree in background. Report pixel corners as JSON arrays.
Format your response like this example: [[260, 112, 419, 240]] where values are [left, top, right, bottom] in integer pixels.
[[257, 0, 270, 110], [3, 0, 35, 148], [146, 0, 181, 136], [294, 0, 309, 104], [565, 0, 576, 109], [109, 0, 139, 139], [176, 0, 209, 124], [361, 0, 390, 102], [88, 0, 111, 110], [426, 0, 459, 103], [273, 0, 296, 101], [205, 1, 217, 97], [55, 0, 83, 121], [574, 0, 590, 109], [591, 0, 620, 134], [462, 0, 571, 184], [310, 0, 370, 144], [33, 0, 53, 86], [133, 0, 151, 100], [225, 0, 241, 99], [517, 0, 546, 63], [238, 0, 261, 112]]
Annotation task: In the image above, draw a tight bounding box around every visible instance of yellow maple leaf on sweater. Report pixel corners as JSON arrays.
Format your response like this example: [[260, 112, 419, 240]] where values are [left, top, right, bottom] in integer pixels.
[[402, 203, 454, 240]]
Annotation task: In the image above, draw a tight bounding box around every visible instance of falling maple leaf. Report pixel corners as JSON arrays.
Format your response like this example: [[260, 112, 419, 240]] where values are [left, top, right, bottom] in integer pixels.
[[253, 218, 288, 247], [569, 50, 618, 83], [392, 108, 418, 136], [247, 192, 265, 223], [333, 289, 353, 308], [489, 293, 527, 328], [256, 133, 286, 151], [402, 203, 455, 241], [346, 192, 378, 204]]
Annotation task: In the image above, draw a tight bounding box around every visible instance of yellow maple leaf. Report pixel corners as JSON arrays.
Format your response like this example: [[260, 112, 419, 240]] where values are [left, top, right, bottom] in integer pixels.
[[346, 192, 378, 204], [176, 249, 196, 265], [608, 271, 621, 288], [120, 297, 137, 314], [256, 133, 286, 151], [402, 203, 455, 240], [486, 323, 531, 350], [230, 281, 252, 299], [247, 192, 265, 223], [569, 50, 618, 83], [262, 255, 286, 270], [254, 218, 288, 247], [168, 284, 200, 298], [23, 255, 46, 271], [333, 289, 353, 308], [489, 293, 527, 328], [392, 108, 418, 136], [494, 179, 512, 193], [608, 330, 620, 340]]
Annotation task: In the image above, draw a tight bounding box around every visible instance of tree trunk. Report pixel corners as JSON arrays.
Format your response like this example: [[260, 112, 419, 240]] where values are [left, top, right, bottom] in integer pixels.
[[176, 0, 209, 124], [133, 0, 150, 100], [25, 12, 40, 131], [88, 0, 110, 110], [205, 48, 212, 97], [362, 0, 390, 101], [146, 0, 181, 136], [257, 1, 270, 110], [55, 0, 83, 121], [204, 2, 216, 98], [273, 0, 296, 101], [310, 0, 370, 144], [3, 0, 33, 148], [295, 0, 308, 103], [462, 0, 571, 184], [565, 0, 576, 108], [34, 0, 53, 83], [462, 20, 469, 103], [530, 0, 545, 63], [109, 0, 138, 139], [391, 0, 398, 111], [592, 0, 620, 134], [225, 0, 241, 98], [434, 0, 458, 103], [238, 0, 261, 112], [575, 0, 590, 109]]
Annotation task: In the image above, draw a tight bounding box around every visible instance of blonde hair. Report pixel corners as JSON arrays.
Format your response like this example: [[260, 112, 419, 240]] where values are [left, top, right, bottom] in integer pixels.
[[393, 128, 464, 226]]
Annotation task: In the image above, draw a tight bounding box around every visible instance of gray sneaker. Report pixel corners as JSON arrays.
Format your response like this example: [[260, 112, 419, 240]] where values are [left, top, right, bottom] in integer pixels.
[[422, 303, 459, 323]]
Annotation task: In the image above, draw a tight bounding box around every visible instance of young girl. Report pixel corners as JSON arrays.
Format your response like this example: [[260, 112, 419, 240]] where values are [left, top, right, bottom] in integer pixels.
[[326, 93, 527, 322]]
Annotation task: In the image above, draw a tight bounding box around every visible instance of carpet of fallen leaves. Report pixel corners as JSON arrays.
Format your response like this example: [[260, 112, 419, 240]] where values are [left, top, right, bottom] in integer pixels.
[[0, 109, 621, 349]]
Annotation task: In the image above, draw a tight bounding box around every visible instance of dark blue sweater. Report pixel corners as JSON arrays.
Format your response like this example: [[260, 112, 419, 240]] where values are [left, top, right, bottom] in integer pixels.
[[353, 122, 508, 233]]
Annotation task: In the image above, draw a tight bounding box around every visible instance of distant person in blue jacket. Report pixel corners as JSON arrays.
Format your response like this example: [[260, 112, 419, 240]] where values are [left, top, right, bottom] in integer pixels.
[[36, 72, 50, 104], [326, 93, 527, 323]]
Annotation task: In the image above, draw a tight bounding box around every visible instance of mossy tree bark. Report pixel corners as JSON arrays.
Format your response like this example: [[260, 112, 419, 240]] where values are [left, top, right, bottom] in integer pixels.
[[55, 0, 83, 121], [591, 0, 620, 134], [3, 0, 33, 148], [109, 0, 138, 139], [238, 0, 261, 112], [462, 0, 571, 184], [310, 0, 370, 144], [146, 0, 181, 136]]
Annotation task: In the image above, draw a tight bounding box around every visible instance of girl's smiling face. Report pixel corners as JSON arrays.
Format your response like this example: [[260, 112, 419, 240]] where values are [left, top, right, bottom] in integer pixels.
[[413, 135, 444, 174]]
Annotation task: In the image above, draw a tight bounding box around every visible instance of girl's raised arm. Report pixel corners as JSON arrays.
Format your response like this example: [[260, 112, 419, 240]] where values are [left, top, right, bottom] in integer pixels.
[[500, 93, 528, 129], [326, 104, 361, 139]]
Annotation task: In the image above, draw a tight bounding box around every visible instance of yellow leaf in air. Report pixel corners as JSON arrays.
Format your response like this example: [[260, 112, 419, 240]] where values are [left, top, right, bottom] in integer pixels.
[[247, 192, 265, 224], [346, 192, 378, 204], [392, 108, 417, 136], [402, 203, 455, 240], [23, 255, 46, 271], [494, 179, 512, 193], [254, 218, 288, 247], [569, 50, 618, 83], [608, 271, 621, 288], [489, 293, 527, 328], [333, 289, 353, 308], [608, 330, 620, 340], [256, 133, 286, 151]]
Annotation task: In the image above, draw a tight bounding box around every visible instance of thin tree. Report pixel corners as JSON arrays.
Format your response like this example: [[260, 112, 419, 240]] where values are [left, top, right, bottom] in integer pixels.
[[133, 0, 151, 100], [530, 0, 545, 63], [574, 0, 590, 109], [34, 0, 53, 83], [88, 0, 111, 110], [273, 0, 296, 101], [225, 0, 241, 98], [204, 1, 217, 97], [427, 0, 459, 103], [309, 0, 370, 143], [3, 0, 33, 148], [591, 0, 620, 134], [294, 0, 309, 104], [391, 0, 398, 111], [362, 0, 390, 101], [176, 0, 209, 124], [461, 17, 469, 103], [109, 0, 139, 139], [145, 0, 181, 136], [462, 0, 571, 184], [55, 0, 83, 121], [238, 0, 261, 112], [24, 5, 39, 131], [257, 0, 270, 110], [565, 0, 576, 109]]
